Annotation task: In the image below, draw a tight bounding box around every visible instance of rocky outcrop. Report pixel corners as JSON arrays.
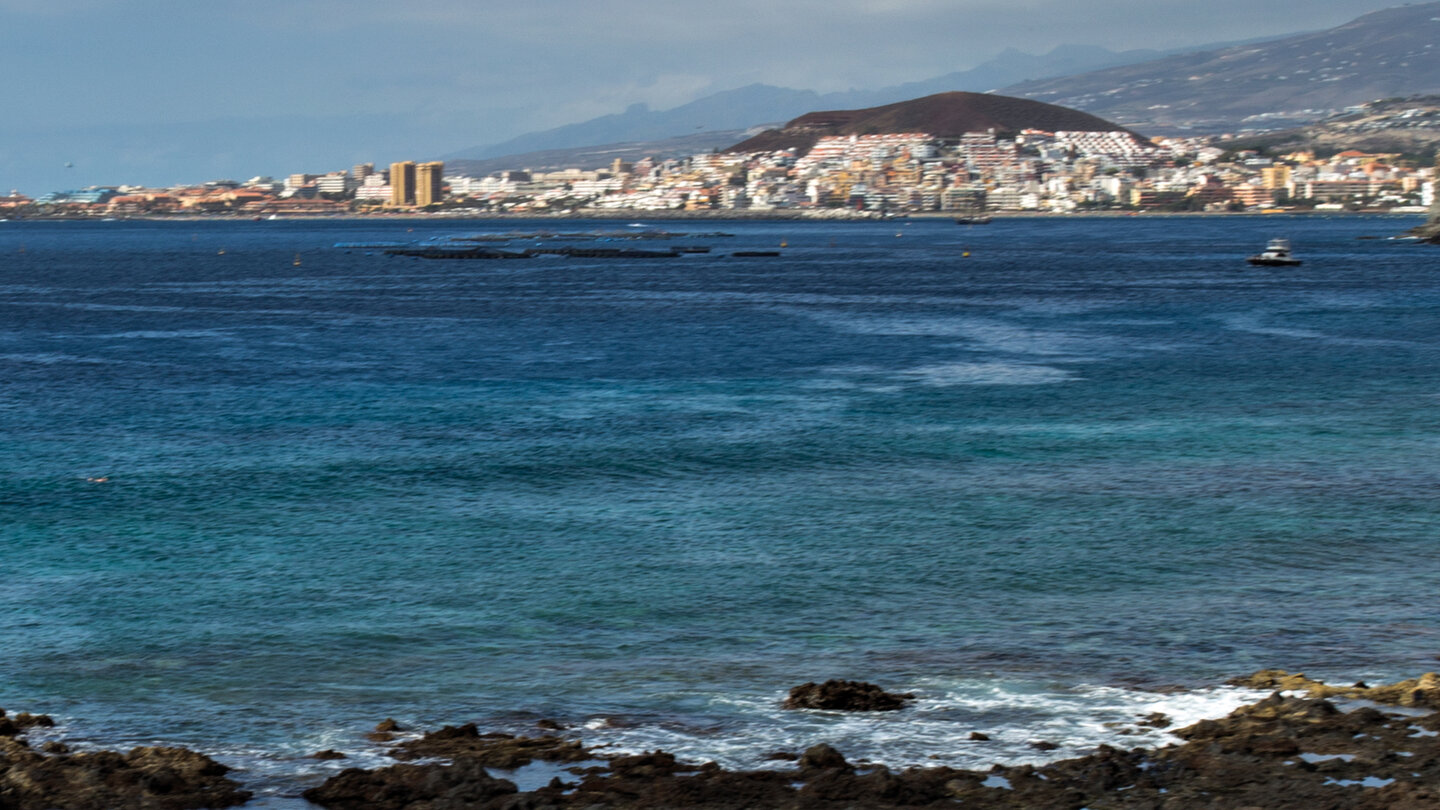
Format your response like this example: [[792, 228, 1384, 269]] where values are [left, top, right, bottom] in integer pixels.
[[1409, 193, 1440, 242], [0, 706, 250, 810], [301, 757, 518, 810], [387, 723, 591, 768], [782, 680, 915, 712], [1232, 668, 1440, 708], [301, 673, 1440, 809]]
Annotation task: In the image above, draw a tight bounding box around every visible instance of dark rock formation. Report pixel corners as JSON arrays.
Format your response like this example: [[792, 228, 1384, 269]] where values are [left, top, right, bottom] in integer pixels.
[[782, 680, 915, 712], [301, 757, 517, 810], [1410, 196, 1440, 243], [311, 749, 347, 760], [302, 672, 1440, 809], [387, 724, 591, 768], [0, 707, 249, 810], [1232, 668, 1440, 708], [0, 745, 251, 810], [796, 743, 851, 773]]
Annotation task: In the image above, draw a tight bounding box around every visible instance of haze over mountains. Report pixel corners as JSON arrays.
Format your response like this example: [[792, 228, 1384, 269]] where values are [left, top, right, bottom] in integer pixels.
[[449, 2, 1440, 173], [443, 45, 1166, 169]]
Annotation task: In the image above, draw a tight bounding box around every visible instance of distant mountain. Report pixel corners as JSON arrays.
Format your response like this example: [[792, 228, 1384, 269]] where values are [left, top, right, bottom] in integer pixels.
[[728, 92, 1137, 154], [445, 130, 751, 177], [441, 45, 1162, 166], [443, 86, 821, 163], [1002, 2, 1440, 133]]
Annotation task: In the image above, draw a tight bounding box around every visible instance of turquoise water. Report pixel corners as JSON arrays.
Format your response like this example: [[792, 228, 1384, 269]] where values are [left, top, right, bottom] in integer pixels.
[[2, 216, 1439, 797]]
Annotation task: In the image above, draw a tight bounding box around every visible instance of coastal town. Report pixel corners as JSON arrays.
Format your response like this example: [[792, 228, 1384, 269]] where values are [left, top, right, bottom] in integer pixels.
[[2, 125, 1435, 220]]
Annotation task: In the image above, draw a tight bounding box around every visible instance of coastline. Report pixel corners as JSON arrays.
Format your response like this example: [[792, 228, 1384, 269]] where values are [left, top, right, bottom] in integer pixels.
[[7, 672, 1440, 809], [0, 209, 1431, 223]]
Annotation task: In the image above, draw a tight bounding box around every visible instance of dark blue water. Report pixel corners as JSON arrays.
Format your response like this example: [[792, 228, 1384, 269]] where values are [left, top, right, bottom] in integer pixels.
[[2, 216, 1439, 798]]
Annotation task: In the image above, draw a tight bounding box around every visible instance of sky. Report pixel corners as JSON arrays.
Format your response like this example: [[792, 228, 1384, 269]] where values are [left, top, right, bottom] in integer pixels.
[[0, 0, 1411, 194]]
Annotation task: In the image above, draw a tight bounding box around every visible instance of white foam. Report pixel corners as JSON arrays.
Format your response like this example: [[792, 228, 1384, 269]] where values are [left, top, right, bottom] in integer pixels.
[[896, 362, 1076, 386], [569, 680, 1267, 773]]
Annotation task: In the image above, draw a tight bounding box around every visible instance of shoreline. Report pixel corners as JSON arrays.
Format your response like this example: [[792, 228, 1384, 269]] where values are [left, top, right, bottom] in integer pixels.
[[0, 209, 1430, 224], [7, 672, 1440, 809]]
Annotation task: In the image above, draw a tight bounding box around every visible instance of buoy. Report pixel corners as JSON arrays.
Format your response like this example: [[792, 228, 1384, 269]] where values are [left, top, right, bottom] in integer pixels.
[[780, 240, 788, 248], [293, 253, 302, 267], [962, 251, 971, 258]]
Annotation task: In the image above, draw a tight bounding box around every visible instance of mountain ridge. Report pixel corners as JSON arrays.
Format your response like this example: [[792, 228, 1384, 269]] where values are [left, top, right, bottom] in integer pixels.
[[441, 44, 1165, 164], [1000, 2, 1440, 132]]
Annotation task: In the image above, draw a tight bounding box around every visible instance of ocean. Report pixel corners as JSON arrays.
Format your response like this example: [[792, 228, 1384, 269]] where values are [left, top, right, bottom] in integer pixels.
[[2, 215, 1438, 803]]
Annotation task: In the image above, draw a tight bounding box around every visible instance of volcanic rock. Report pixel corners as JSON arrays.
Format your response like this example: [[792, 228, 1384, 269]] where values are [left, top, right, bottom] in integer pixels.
[[0, 745, 251, 810], [1232, 669, 1440, 708], [388, 726, 590, 768], [782, 680, 915, 712], [303, 672, 1440, 809], [797, 743, 851, 773], [301, 756, 516, 810]]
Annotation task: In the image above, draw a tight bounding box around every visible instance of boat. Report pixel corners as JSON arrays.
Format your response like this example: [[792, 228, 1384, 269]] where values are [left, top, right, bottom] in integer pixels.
[[954, 216, 992, 225], [1246, 238, 1302, 266]]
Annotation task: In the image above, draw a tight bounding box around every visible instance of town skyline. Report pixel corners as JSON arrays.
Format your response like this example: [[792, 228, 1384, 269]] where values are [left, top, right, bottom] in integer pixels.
[[1, 0, 1412, 195]]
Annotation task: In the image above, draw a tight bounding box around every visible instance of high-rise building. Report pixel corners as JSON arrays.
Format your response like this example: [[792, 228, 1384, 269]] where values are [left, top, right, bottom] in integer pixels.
[[1260, 165, 1292, 190], [352, 163, 375, 182], [416, 162, 444, 207], [390, 161, 416, 206]]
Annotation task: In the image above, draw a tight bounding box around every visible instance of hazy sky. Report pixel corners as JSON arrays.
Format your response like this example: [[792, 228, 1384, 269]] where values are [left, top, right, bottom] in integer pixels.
[[0, 0, 1409, 193]]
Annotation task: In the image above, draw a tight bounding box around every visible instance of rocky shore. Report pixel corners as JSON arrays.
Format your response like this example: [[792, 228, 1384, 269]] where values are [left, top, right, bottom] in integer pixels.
[[10, 673, 1440, 808], [1409, 198, 1440, 242], [0, 707, 251, 809]]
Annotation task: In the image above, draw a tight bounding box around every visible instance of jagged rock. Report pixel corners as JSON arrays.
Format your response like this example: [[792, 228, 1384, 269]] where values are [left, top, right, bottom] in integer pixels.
[[389, 726, 590, 768], [797, 743, 851, 773], [967, 731, 990, 741], [311, 749, 347, 760], [0, 745, 251, 810], [303, 673, 1440, 809], [1231, 669, 1440, 708], [782, 680, 915, 711], [374, 718, 403, 732], [1138, 711, 1171, 728], [301, 756, 516, 810], [11, 713, 54, 730]]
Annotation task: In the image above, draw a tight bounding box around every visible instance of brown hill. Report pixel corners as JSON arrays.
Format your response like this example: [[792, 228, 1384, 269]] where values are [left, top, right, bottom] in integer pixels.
[[726, 91, 1136, 154]]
